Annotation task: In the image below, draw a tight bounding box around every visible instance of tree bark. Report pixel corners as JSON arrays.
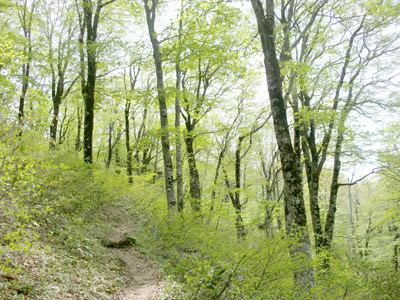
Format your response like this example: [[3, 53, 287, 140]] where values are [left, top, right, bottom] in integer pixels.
[[125, 97, 133, 182], [184, 134, 201, 211], [324, 132, 344, 250], [106, 123, 114, 168], [144, 0, 176, 210], [124, 66, 139, 183], [393, 227, 399, 272], [81, 0, 116, 163], [175, 61, 184, 211], [17, 0, 37, 131], [75, 106, 83, 151], [250, 0, 315, 289]]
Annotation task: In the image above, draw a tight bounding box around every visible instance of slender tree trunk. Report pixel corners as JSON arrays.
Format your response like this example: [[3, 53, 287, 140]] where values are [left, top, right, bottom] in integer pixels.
[[81, 0, 115, 163], [174, 3, 184, 212], [76, 3, 85, 153], [223, 169, 245, 239], [17, 0, 37, 131], [324, 132, 344, 249], [50, 100, 61, 148], [125, 98, 133, 182], [144, 0, 176, 210], [234, 137, 246, 239], [211, 147, 226, 203], [106, 123, 113, 168], [124, 66, 139, 183], [393, 229, 399, 272], [175, 62, 184, 211], [82, 0, 96, 163], [251, 0, 315, 289], [83, 41, 96, 163], [307, 167, 324, 250], [184, 134, 201, 211], [75, 106, 82, 151], [19, 62, 30, 128]]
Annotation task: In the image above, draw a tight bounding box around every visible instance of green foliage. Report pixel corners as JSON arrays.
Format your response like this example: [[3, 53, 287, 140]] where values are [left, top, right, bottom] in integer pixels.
[[0, 126, 130, 298]]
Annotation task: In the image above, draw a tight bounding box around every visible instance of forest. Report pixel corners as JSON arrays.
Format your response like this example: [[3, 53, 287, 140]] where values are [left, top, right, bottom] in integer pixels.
[[1, 0, 400, 299]]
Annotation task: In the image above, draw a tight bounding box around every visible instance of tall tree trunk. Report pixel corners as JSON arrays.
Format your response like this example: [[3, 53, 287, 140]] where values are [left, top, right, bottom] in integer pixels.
[[324, 132, 344, 250], [234, 137, 246, 239], [83, 36, 96, 163], [306, 166, 324, 250], [251, 0, 315, 289], [106, 123, 114, 168], [19, 61, 30, 128], [223, 169, 246, 239], [144, 0, 176, 210], [124, 66, 139, 183], [211, 147, 226, 203], [393, 227, 399, 272], [75, 106, 82, 151], [81, 0, 115, 163], [17, 0, 37, 131], [125, 98, 133, 182], [50, 100, 61, 148], [185, 134, 201, 211], [175, 61, 184, 211]]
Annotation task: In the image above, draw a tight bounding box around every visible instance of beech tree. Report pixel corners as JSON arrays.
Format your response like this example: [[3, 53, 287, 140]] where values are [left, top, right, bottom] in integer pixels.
[[16, 0, 38, 130], [78, 0, 116, 163], [176, 1, 248, 211], [250, 0, 315, 288], [143, 0, 176, 210], [41, 0, 78, 148]]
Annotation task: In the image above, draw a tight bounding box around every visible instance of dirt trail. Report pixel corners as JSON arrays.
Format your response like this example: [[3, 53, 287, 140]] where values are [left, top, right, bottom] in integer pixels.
[[108, 232, 164, 300]]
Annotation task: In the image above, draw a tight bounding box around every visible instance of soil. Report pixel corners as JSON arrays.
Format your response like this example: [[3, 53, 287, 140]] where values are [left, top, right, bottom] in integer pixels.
[[109, 232, 164, 300]]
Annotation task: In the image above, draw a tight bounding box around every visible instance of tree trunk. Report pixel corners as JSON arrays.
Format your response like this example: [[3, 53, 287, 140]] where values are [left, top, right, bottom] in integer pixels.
[[83, 39, 96, 163], [306, 167, 324, 250], [175, 61, 184, 211], [81, 0, 115, 163], [224, 169, 246, 239], [49, 100, 60, 148], [144, 0, 176, 210], [75, 106, 82, 151], [393, 229, 399, 272], [233, 137, 246, 239], [125, 98, 133, 182], [19, 62, 30, 129], [124, 66, 139, 183], [82, 0, 97, 164], [324, 132, 344, 250], [211, 147, 226, 204], [251, 0, 315, 289], [17, 0, 37, 131], [106, 123, 113, 168], [185, 134, 201, 211]]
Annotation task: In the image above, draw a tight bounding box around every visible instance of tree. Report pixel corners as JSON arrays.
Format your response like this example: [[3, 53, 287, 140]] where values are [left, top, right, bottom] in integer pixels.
[[177, 1, 246, 211], [124, 65, 139, 182], [294, 0, 400, 255], [16, 0, 38, 130], [250, 0, 315, 289], [78, 0, 116, 163], [226, 108, 270, 239], [41, 0, 78, 148], [143, 0, 176, 210]]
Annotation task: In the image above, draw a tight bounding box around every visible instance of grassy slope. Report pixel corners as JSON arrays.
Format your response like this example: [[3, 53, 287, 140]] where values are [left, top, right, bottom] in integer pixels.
[[0, 129, 164, 299], [1, 130, 400, 300]]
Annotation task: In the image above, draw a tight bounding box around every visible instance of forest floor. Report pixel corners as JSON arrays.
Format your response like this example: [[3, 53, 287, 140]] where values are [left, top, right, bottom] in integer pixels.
[[111, 247, 164, 300], [108, 230, 165, 300]]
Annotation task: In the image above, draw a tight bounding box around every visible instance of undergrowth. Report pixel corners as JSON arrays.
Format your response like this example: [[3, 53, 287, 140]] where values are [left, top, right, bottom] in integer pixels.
[[1, 126, 399, 299], [0, 127, 131, 299]]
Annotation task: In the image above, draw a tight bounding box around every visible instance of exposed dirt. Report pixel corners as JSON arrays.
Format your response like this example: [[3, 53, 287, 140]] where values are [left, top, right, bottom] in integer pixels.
[[108, 232, 164, 300]]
